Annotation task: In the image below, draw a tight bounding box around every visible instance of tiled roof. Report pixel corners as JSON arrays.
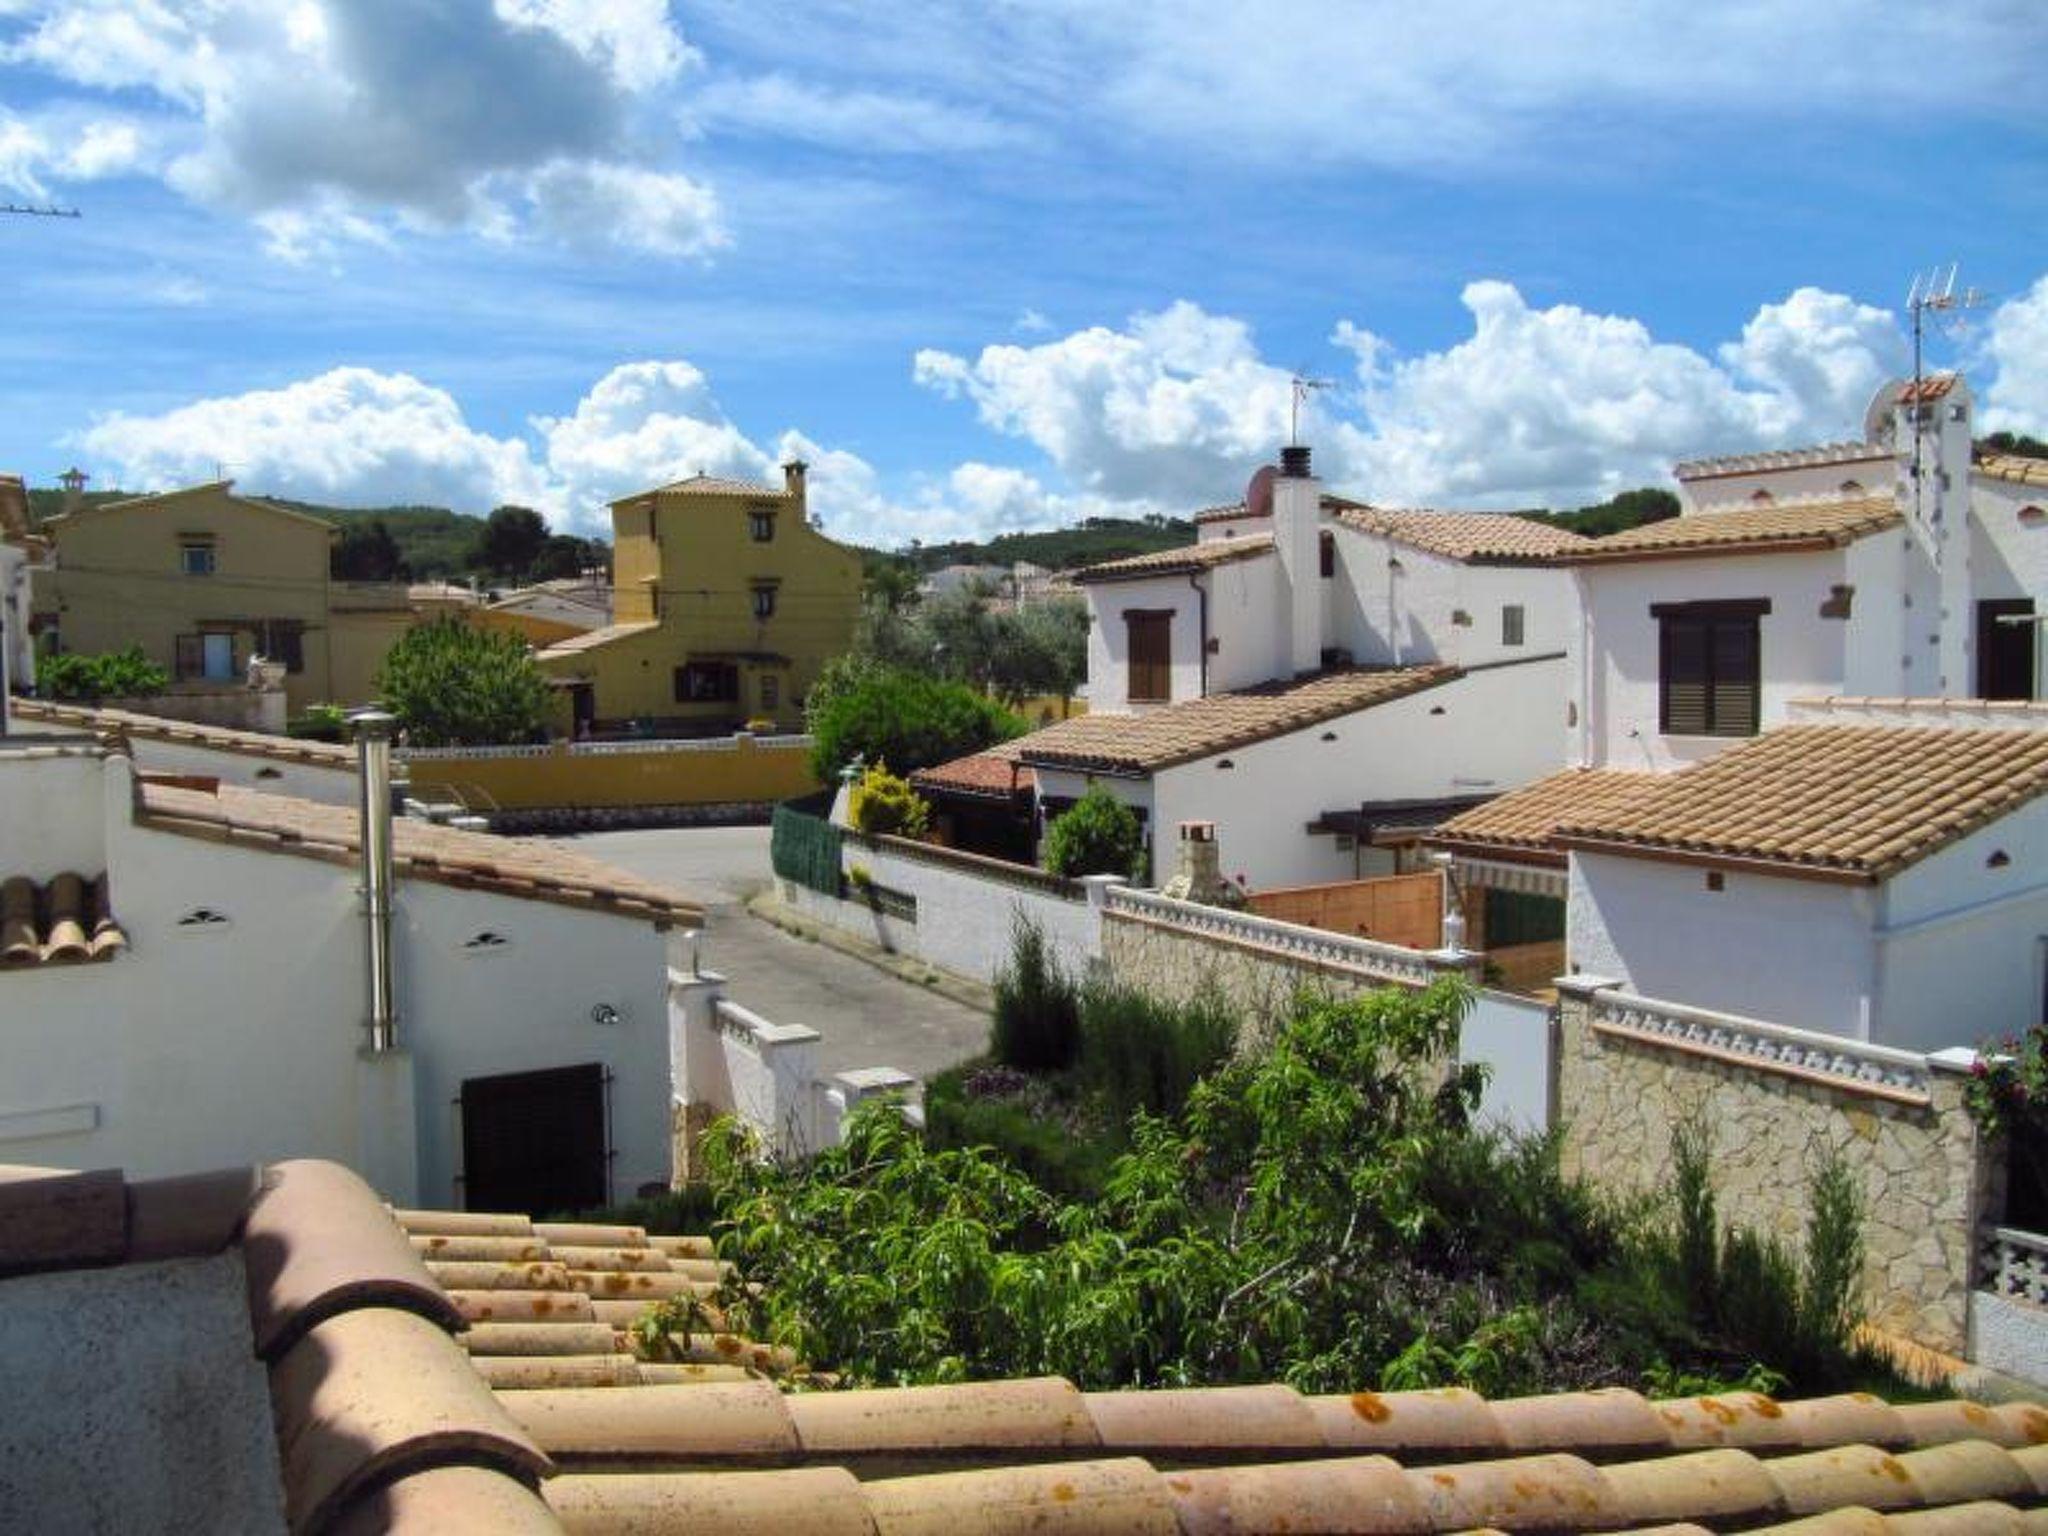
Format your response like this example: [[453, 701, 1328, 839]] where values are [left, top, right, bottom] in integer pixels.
[[1189, 491, 1371, 527], [137, 779, 703, 926], [1979, 453, 2048, 489], [2, 872, 126, 966], [535, 620, 659, 659], [1427, 768, 1662, 864], [11, 697, 356, 767], [912, 740, 1033, 800], [1896, 372, 1960, 405], [1016, 665, 1458, 773], [1674, 440, 1889, 480], [17, 1161, 2048, 1533], [1337, 508, 1592, 562], [1555, 723, 2048, 881], [653, 473, 784, 497], [0, 1159, 556, 1533], [1564, 495, 1900, 564], [1070, 532, 1273, 584]]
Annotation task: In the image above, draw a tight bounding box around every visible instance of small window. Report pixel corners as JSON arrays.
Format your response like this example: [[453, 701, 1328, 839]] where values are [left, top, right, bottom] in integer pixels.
[[760, 674, 780, 712], [674, 661, 739, 703], [1319, 530, 1335, 579], [749, 510, 776, 542], [257, 620, 305, 674], [751, 583, 778, 620], [1654, 599, 1765, 737], [1501, 605, 1525, 646], [180, 541, 216, 576], [1125, 610, 1172, 703]]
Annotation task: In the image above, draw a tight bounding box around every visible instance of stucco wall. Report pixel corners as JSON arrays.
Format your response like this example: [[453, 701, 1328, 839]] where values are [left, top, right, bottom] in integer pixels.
[[1679, 457, 1894, 509], [0, 763, 678, 1206], [1085, 571, 1217, 712], [1573, 544, 1885, 772], [1331, 531, 1574, 671], [402, 735, 819, 812], [4, 747, 107, 881], [1568, 851, 1882, 1039], [1556, 983, 1991, 1355]]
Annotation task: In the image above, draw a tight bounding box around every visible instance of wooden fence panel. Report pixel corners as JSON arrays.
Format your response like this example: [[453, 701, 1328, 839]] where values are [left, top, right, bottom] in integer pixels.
[[1247, 871, 1443, 950]]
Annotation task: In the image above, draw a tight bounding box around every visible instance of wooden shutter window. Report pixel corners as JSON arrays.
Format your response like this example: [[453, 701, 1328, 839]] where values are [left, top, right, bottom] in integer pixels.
[[1710, 620, 1759, 736], [1654, 600, 1765, 738], [174, 633, 204, 681], [1660, 619, 1709, 735], [1126, 611, 1172, 703]]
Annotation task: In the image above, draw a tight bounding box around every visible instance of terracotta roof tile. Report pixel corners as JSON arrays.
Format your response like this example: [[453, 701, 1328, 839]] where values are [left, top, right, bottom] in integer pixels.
[[1895, 372, 1959, 405], [10, 697, 356, 767], [1564, 495, 1900, 563], [137, 779, 702, 926], [545, 1466, 873, 1534], [1978, 452, 2048, 489], [1336, 507, 1592, 562], [1554, 724, 2048, 881], [1016, 665, 1458, 773], [791, 1379, 1099, 1457], [0, 1165, 126, 1274], [1428, 768, 1663, 862], [244, 1159, 465, 1362], [125, 1166, 263, 1262], [1, 872, 126, 966], [859, 1456, 1180, 1534], [535, 619, 660, 658], [912, 741, 1034, 799], [327, 1463, 562, 1536], [652, 473, 786, 497], [1085, 1384, 1323, 1455], [506, 1381, 800, 1461], [1070, 532, 1273, 583]]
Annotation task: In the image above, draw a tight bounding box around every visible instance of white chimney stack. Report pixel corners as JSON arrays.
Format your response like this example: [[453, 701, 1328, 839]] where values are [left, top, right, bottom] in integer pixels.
[[1272, 445, 1324, 676]]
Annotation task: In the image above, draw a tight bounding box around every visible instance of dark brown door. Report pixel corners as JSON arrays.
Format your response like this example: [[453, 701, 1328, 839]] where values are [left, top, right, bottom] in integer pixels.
[[461, 1063, 608, 1215], [1978, 599, 2036, 700], [1125, 610, 1172, 703]]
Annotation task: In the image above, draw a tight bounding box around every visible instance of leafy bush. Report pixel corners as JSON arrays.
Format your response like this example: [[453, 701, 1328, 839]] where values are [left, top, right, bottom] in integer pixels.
[[288, 702, 352, 742], [990, 917, 1081, 1071], [923, 1069, 1120, 1200], [1078, 976, 1236, 1125], [848, 762, 930, 838], [805, 657, 1023, 779], [1042, 786, 1144, 879], [37, 645, 168, 701], [375, 617, 547, 747]]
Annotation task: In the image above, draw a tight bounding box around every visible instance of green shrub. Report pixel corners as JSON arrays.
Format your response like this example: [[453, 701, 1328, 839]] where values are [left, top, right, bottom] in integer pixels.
[[1078, 977, 1236, 1125], [848, 762, 930, 838], [288, 702, 352, 742], [922, 1071, 1119, 1200], [805, 657, 1024, 779], [1042, 786, 1143, 879], [990, 917, 1081, 1070], [37, 644, 168, 701], [375, 617, 547, 746]]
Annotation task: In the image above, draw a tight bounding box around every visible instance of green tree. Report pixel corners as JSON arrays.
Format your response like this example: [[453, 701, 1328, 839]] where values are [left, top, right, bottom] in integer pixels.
[[992, 597, 1087, 705], [331, 518, 408, 582], [804, 658, 1023, 779], [375, 618, 547, 747], [36, 644, 168, 702], [476, 505, 550, 580], [1042, 786, 1143, 879], [529, 533, 604, 582], [1984, 431, 2048, 461]]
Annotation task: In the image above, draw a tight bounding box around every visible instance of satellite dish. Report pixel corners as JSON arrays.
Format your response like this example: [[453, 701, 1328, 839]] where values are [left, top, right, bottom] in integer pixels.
[[1863, 378, 1908, 446], [1245, 464, 1277, 521]]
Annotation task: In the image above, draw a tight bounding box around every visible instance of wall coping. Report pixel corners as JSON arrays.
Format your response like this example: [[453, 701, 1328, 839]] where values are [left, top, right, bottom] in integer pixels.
[[1576, 985, 1935, 1105], [714, 998, 821, 1047], [399, 732, 813, 762], [861, 831, 1088, 901], [1104, 885, 1441, 988]]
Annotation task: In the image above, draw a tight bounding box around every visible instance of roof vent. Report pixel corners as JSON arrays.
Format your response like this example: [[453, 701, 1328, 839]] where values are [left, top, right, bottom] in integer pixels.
[[1279, 445, 1312, 480]]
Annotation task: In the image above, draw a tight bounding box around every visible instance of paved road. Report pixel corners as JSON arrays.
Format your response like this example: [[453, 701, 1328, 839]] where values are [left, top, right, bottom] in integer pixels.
[[566, 826, 991, 1081]]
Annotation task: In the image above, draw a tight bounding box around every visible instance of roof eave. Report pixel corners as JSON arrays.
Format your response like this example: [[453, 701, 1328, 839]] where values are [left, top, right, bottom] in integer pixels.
[[1564, 534, 1853, 567], [1552, 832, 1876, 885]]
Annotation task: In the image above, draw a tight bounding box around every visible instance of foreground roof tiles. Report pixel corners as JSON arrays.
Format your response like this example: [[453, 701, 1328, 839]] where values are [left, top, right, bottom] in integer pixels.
[[1070, 532, 1273, 583], [1, 871, 126, 966], [1979, 452, 2048, 489], [1427, 767, 1663, 864], [137, 778, 702, 926], [11, 697, 356, 767], [1014, 665, 1458, 773], [1565, 494, 1901, 563], [1337, 507, 1593, 562], [1555, 723, 2048, 881]]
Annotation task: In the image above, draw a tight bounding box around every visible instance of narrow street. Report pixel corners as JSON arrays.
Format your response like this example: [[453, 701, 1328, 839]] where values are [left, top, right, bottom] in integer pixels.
[[566, 825, 991, 1082]]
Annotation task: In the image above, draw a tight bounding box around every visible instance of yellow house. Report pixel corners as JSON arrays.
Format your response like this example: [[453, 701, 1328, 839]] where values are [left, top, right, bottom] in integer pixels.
[[538, 463, 861, 734], [32, 481, 411, 715]]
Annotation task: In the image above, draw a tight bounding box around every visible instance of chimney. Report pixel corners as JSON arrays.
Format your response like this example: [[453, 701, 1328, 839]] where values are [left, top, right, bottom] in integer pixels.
[[1162, 820, 1227, 904], [1888, 375, 1975, 692], [1271, 445, 1324, 676], [58, 466, 88, 516], [783, 459, 809, 513], [351, 709, 399, 1053]]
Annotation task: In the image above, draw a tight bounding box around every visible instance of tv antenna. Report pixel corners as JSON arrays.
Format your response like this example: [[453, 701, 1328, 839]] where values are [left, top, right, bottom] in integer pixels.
[[1901, 265, 1990, 542], [1289, 374, 1332, 446], [1, 202, 82, 220]]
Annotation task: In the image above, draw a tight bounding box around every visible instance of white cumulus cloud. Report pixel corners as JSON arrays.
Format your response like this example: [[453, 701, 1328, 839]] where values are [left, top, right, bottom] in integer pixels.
[[1981, 276, 2048, 439]]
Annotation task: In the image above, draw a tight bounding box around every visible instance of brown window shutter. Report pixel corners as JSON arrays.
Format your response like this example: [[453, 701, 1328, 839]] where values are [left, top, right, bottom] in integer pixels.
[[1710, 621, 1760, 736], [1126, 612, 1171, 703], [1660, 619, 1709, 735]]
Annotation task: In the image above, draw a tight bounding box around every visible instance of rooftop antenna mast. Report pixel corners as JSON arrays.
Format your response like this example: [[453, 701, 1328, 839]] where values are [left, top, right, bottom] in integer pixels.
[[1289, 375, 1332, 447], [1902, 264, 1987, 536], [0, 202, 82, 220]]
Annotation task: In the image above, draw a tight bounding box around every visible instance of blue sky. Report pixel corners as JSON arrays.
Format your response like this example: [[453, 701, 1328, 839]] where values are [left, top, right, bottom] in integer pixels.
[[1, 0, 2044, 544]]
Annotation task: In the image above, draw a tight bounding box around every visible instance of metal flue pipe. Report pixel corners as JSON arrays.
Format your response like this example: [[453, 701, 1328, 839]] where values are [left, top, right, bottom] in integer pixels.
[[350, 708, 399, 1053]]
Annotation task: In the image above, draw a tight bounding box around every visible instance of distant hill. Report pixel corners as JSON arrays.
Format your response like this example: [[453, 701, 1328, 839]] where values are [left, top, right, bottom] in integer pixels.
[[874, 516, 1198, 576], [1520, 487, 1681, 538]]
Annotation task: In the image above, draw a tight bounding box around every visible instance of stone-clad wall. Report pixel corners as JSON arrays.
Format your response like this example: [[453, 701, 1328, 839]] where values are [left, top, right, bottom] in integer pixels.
[[1556, 981, 1993, 1356]]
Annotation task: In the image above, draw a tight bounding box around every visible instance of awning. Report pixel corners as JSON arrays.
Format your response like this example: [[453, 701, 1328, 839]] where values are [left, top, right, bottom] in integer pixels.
[[1307, 794, 1496, 844], [1449, 855, 1568, 900]]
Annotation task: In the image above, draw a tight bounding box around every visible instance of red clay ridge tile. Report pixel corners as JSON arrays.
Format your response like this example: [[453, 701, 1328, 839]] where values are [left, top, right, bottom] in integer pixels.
[[790, 1379, 1101, 1457], [125, 1166, 262, 1262], [545, 1466, 871, 1535], [244, 1159, 464, 1362], [268, 1306, 552, 1533], [326, 1464, 563, 1536]]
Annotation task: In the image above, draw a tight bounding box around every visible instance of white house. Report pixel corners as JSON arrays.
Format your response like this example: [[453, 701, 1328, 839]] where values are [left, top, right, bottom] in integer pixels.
[[0, 724, 701, 1210]]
